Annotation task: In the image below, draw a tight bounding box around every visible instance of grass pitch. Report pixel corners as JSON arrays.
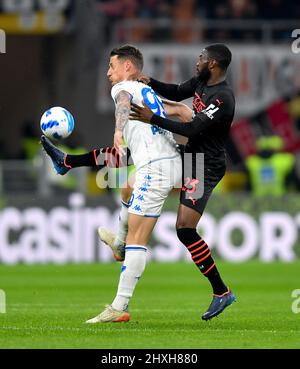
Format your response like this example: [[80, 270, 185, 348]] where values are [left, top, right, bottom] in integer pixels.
[[0, 261, 299, 349]]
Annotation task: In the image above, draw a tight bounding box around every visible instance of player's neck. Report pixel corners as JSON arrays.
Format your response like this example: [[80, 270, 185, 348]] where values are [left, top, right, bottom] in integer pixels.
[[206, 73, 226, 86], [123, 72, 140, 82]]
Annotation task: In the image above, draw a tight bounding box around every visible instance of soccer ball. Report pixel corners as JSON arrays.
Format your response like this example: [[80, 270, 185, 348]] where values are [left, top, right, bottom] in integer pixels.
[[40, 106, 74, 140]]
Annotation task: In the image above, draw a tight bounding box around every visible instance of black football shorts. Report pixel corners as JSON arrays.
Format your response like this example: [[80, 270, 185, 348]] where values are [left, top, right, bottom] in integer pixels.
[[180, 153, 226, 215]]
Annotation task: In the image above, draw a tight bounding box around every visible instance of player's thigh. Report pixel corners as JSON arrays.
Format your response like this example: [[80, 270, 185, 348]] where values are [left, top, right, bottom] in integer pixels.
[[126, 213, 158, 245], [120, 166, 136, 203], [176, 203, 202, 229], [121, 185, 133, 204]]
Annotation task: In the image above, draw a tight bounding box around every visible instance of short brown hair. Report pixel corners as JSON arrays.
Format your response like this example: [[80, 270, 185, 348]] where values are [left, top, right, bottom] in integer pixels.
[[110, 45, 144, 71]]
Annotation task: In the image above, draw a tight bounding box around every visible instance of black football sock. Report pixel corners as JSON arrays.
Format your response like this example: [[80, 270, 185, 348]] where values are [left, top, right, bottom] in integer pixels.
[[65, 149, 101, 168], [66, 147, 131, 169], [177, 227, 228, 295]]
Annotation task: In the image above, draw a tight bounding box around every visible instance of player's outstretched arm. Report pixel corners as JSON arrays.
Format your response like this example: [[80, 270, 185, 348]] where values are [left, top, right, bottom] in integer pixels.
[[130, 91, 232, 138], [162, 99, 193, 122], [138, 73, 197, 102]]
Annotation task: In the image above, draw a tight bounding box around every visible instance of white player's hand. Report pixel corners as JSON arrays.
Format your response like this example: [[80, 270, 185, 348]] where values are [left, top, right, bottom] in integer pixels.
[[114, 130, 126, 156]]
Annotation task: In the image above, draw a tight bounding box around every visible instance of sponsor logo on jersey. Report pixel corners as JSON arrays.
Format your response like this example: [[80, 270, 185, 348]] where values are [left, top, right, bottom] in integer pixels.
[[193, 92, 206, 113]]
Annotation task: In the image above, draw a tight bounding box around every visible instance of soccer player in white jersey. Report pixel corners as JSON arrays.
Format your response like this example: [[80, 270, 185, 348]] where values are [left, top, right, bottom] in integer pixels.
[[85, 45, 184, 323]]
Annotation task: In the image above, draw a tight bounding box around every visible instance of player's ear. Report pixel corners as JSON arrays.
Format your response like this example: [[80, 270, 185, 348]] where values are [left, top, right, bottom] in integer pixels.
[[208, 59, 216, 69], [125, 60, 132, 72]]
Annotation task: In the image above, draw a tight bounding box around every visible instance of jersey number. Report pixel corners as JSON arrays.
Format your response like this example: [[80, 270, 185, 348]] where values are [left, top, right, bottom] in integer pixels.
[[202, 104, 219, 120], [141, 87, 166, 136], [141, 87, 166, 118]]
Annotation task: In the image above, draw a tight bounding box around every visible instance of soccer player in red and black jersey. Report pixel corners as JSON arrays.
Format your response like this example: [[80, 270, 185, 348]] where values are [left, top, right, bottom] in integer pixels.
[[130, 44, 236, 320]]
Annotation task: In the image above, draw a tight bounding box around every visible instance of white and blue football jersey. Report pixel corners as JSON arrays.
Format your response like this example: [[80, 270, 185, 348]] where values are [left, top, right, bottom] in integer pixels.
[[111, 80, 180, 170]]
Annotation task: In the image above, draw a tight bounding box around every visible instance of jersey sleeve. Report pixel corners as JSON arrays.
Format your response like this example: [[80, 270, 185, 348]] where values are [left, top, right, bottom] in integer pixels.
[[150, 91, 235, 138], [111, 82, 134, 104], [149, 76, 199, 101]]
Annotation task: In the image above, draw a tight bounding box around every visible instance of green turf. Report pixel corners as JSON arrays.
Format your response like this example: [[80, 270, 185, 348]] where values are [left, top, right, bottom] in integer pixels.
[[0, 261, 299, 348]]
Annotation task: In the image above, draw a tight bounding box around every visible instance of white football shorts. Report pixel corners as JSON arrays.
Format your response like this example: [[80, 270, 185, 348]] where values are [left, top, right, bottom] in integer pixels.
[[128, 156, 182, 217]]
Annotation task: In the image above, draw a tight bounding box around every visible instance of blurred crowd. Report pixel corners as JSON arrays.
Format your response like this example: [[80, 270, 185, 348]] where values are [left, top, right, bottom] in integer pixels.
[[96, 0, 300, 43], [97, 0, 299, 20]]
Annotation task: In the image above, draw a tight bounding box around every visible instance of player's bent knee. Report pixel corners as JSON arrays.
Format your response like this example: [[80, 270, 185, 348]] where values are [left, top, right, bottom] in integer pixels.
[[176, 216, 200, 230], [176, 227, 196, 244]]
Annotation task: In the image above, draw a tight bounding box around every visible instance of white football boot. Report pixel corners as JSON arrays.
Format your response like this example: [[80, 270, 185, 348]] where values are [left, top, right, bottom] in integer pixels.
[[98, 227, 125, 262], [85, 305, 130, 323]]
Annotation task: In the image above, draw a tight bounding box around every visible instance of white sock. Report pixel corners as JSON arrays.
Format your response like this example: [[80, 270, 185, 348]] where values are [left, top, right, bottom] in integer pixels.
[[112, 245, 147, 311], [114, 201, 129, 247]]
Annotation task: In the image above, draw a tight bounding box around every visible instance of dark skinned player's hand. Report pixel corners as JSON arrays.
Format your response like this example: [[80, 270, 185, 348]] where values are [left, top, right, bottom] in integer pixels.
[[137, 74, 150, 85], [130, 102, 154, 123]]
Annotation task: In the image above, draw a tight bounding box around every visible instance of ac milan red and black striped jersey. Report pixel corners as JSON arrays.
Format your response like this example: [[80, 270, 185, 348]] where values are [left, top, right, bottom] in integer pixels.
[[149, 77, 235, 164]]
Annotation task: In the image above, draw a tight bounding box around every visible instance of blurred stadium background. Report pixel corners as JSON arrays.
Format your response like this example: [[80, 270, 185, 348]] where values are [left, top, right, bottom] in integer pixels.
[[0, 0, 300, 349]]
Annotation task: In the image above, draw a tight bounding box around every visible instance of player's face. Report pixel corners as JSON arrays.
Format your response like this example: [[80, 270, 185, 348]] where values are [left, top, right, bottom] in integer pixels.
[[107, 56, 126, 85], [196, 49, 211, 82]]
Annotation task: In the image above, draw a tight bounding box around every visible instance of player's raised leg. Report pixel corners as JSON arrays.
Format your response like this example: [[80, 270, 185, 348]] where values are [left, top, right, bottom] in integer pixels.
[[41, 135, 130, 174]]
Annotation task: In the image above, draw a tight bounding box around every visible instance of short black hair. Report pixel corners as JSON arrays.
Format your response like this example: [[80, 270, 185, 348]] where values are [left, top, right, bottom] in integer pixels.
[[205, 44, 232, 70], [110, 45, 144, 71]]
